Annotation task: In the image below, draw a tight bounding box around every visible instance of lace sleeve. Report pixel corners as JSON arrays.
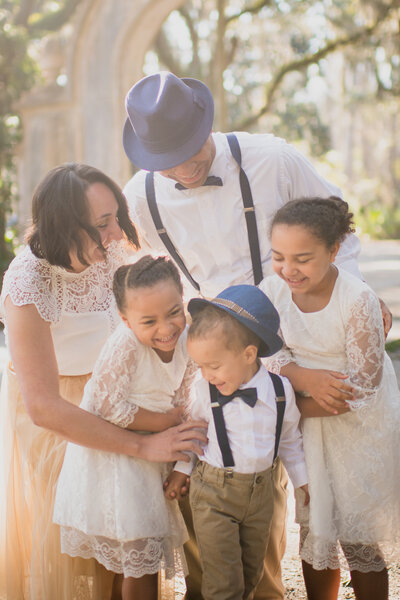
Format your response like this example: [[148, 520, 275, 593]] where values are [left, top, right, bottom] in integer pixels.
[[264, 330, 294, 374], [0, 249, 59, 322], [173, 358, 199, 419], [82, 326, 139, 428], [345, 289, 384, 410]]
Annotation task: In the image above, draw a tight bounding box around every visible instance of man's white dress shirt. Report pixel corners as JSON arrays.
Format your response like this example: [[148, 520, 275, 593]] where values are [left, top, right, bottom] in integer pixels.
[[175, 365, 308, 490], [124, 132, 361, 299]]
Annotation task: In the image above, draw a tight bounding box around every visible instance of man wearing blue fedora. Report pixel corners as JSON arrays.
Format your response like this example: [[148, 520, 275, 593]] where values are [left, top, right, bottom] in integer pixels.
[[122, 71, 390, 599]]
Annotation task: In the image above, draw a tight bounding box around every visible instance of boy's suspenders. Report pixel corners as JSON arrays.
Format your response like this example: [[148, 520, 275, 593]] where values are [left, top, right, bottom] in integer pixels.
[[209, 372, 286, 468], [144, 133, 263, 293]]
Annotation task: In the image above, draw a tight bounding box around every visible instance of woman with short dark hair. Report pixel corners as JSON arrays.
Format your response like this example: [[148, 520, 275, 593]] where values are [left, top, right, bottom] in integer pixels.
[[0, 163, 206, 599]]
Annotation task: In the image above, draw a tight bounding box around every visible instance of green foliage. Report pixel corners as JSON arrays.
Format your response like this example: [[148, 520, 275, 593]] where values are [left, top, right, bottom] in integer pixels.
[[0, 0, 80, 282], [0, 8, 37, 281], [385, 339, 400, 353], [356, 203, 400, 240]]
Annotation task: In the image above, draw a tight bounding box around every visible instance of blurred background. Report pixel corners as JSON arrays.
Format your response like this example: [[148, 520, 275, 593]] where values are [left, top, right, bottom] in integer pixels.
[[1, 0, 399, 301]]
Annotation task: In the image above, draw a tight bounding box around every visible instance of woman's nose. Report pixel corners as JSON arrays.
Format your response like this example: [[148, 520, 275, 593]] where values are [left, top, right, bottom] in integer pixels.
[[104, 219, 123, 244]]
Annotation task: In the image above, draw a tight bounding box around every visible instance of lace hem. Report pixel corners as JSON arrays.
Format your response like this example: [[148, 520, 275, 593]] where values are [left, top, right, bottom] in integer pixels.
[[60, 527, 188, 580], [299, 525, 400, 573]]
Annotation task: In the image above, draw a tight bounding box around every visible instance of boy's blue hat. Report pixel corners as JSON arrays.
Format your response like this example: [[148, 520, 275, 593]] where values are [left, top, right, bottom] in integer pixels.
[[188, 284, 283, 358], [123, 72, 214, 171]]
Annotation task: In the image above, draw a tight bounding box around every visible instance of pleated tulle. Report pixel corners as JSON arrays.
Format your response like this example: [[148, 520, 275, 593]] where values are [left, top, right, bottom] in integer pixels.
[[0, 365, 115, 600]]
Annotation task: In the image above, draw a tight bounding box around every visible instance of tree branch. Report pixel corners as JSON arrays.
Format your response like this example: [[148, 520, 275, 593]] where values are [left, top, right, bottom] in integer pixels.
[[154, 28, 184, 75], [225, 0, 273, 25], [14, 0, 38, 27], [178, 5, 201, 76], [234, 3, 399, 130], [27, 0, 81, 33]]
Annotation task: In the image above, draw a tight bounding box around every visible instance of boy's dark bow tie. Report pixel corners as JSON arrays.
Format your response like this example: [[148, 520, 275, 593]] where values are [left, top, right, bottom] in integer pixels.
[[175, 175, 223, 190], [217, 387, 258, 408]]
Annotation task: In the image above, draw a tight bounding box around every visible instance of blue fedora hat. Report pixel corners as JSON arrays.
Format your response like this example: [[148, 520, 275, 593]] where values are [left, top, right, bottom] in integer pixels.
[[123, 72, 214, 171], [188, 285, 283, 358]]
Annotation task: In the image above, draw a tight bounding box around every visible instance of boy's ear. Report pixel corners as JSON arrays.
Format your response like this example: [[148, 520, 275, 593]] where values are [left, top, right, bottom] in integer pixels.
[[244, 344, 258, 364]]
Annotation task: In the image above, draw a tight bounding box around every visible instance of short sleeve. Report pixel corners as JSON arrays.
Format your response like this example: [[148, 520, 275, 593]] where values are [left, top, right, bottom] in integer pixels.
[[264, 334, 294, 374], [345, 289, 384, 410], [0, 249, 59, 322], [81, 325, 139, 427]]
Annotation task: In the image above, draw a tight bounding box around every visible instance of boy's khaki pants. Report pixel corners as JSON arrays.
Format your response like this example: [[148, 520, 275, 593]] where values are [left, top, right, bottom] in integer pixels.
[[180, 459, 288, 600]]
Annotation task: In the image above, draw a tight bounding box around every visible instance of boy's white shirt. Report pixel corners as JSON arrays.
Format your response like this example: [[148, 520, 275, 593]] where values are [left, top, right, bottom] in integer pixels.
[[175, 364, 308, 489]]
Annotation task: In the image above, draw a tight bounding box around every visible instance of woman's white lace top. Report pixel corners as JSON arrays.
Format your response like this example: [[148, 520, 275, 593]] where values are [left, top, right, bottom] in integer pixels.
[[0, 241, 131, 375]]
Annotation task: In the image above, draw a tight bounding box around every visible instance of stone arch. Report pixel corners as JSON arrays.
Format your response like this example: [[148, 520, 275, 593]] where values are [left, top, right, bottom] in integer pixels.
[[17, 0, 185, 223]]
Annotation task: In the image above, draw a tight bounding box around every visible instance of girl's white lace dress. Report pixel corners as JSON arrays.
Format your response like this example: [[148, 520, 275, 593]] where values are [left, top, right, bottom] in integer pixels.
[[260, 269, 400, 572], [54, 324, 193, 579]]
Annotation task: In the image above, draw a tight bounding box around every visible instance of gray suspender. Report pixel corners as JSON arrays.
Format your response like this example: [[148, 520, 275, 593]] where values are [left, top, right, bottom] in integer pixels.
[[145, 134, 263, 292]]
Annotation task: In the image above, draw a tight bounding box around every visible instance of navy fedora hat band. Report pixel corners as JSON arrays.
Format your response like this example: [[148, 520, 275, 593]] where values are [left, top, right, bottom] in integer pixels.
[[123, 72, 214, 171], [188, 285, 283, 358]]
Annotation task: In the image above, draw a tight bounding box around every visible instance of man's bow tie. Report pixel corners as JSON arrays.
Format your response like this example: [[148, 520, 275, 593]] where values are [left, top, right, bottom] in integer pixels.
[[175, 175, 223, 191], [217, 387, 258, 408]]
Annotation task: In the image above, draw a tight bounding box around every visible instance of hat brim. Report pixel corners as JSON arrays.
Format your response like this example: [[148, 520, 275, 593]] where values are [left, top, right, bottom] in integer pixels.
[[123, 78, 214, 171], [188, 297, 283, 358]]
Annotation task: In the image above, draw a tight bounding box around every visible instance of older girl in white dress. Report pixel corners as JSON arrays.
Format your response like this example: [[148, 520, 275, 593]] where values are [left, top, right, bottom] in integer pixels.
[[260, 197, 400, 600], [54, 256, 196, 600]]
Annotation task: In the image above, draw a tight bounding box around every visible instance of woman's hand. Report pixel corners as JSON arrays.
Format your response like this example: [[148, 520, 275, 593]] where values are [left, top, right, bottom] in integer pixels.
[[138, 420, 208, 463]]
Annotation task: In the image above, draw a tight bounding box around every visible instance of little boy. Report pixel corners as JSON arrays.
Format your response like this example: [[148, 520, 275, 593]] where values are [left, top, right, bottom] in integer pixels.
[[164, 284, 308, 600]]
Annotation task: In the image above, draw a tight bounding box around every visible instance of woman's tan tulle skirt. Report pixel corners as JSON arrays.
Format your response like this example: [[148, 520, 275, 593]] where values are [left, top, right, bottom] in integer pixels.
[[0, 365, 115, 600]]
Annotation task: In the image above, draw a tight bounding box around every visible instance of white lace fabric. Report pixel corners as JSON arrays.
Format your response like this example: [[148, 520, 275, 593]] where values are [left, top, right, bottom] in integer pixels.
[[261, 270, 400, 571], [1, 241, 129, 322], [0, 241, 131, 375], [54, 325, 194, 578]]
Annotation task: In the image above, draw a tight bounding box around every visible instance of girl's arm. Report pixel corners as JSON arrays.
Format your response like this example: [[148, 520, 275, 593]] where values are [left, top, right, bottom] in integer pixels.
[[125, 355, 199, 432], [265, 331, 353, 415], [295, 394, 350, 418], [343, 289, 385, 410], [4, 298, 207, 461], [125, 406, 184, 432]]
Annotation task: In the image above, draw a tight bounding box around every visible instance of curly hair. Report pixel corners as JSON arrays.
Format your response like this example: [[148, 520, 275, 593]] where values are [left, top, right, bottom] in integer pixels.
[[113, 255, 183, 313], [27, 163, 139, 268], [270, 196, 355, 247]]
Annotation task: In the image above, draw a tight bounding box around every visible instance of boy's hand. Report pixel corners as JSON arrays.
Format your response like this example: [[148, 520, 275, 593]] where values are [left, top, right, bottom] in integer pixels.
[[305, 369, 354, 415], [299, 483, 310, 506], [164, 471, 190, 501]]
